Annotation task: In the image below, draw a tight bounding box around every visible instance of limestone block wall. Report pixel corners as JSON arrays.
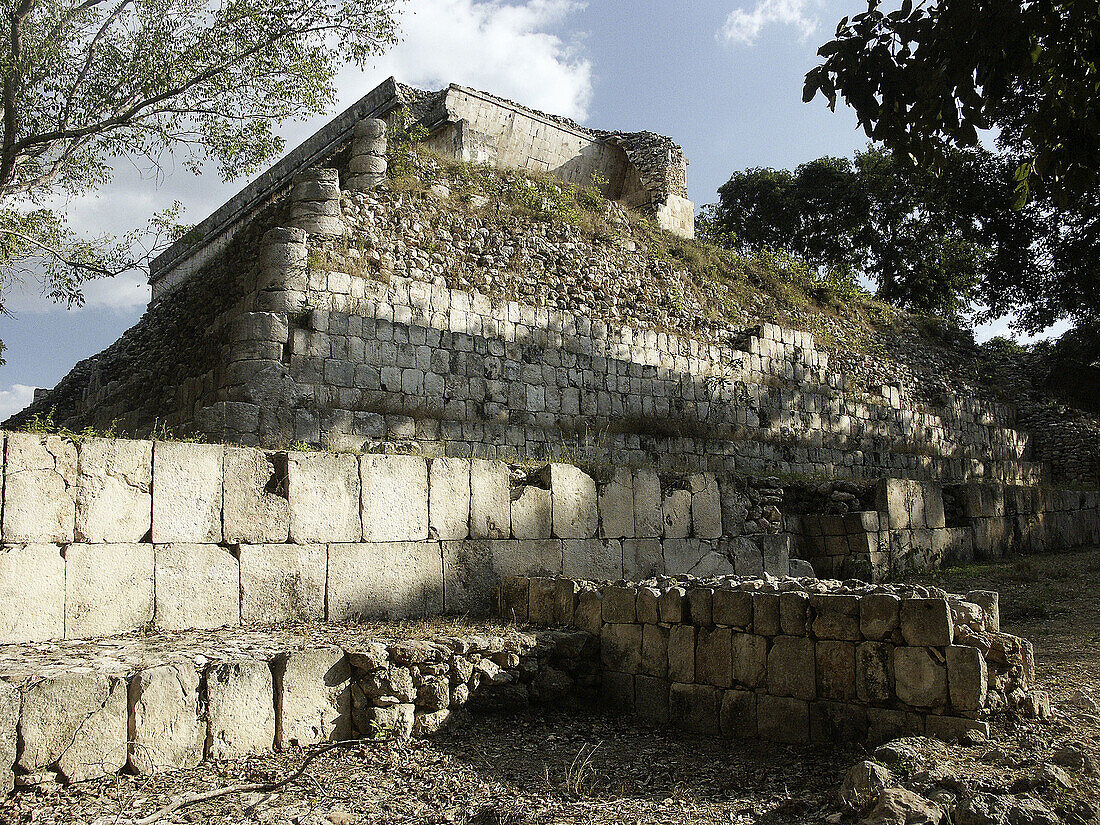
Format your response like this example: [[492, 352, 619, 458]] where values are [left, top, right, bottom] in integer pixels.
[[796, 479, 1100, 581], [499, 575, 1037, 746], [207, 248, 1041, 483], [0, 432, 794, 646], [0, 626, 596, 787]]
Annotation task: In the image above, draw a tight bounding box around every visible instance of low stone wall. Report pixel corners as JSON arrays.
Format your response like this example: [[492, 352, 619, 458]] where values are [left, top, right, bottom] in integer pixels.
[[794, 478, 1100, 580], [0, 625, 595, 788], [498, 575, 1038, 746], [0, 432, 794, 645]]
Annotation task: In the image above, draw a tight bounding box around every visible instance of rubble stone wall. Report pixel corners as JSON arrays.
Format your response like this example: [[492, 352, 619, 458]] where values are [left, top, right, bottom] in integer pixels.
[[499, 575, 1036, 746], [0, 626, 596, 788]]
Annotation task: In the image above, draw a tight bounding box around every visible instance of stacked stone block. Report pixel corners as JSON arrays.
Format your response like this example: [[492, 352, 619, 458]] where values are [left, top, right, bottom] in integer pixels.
[[500, 576, 1036, 746], [798, 478, 1100, 581], [0, 432, 795, 645], [0, 627, 595, 788]]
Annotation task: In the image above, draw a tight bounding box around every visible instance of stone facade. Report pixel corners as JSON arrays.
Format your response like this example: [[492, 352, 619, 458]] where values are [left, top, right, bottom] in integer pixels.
[[501, 574, 1038, 746]]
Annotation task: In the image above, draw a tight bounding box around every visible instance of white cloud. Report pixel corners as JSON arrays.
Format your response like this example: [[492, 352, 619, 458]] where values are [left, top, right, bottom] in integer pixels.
[[357, 0, 592, 120], [720, 0, 823, 46], [0, 384, 36, 420], [973, 316, 1072, 345]]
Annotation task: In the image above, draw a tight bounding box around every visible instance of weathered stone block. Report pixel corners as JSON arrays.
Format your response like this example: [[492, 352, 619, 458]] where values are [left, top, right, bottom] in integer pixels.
[[732, 633, 767, 688], [75, 437, 151, 543], [573, 589, 602, 635], [442, 540, 492, 614], [274, 646, 351, 747], [634, 675, 669, 724], [876, 478, 923, 530], [598, 466, 635, 539], [363, 704, 415, 739], [810, 594, 861, 640], [636, 587, 660, 624], [860, 593, 901, 641], [866, 707, 924, 745], [668, 625, 696, 683], [756, 695, 809, 744], [809, 701, 867, 744], [154, 544, 240, 631], [428, 458, 470, 541], [2, 433, 76, 543], [720, 689, 757, 739], [511, 485, 552, 539], [554, 578, 578, 626], [632, 468, 662, 538], [498, 576, 529, 622], [129, 663, 205, 774], [18, 672, 128, 782], [0, 680, 16, 794], [894, 647, 948, 708], [900, 598, 954, 646], [966, 590, 1000, 632], [239, 543, 325, 624], [662, 487, 692, 539], [665, 539, 735, 577], [753, 593, 782, 637], [66, 543, 154, 638], [151, 441, 223, 543], [288, 451, 360, 543], [696, 627, 733, 687], [527, 577, 558, 625], [602, 585, 637, 623], [855, 641, 894, 704], [623, 538, 663, 579], [470, 459, 509, 539], [658, 586, 686, 623], [925, 715, 989, 743], [206, 659, 276, 759], [816, 640, 856, 701], [563, 538, 621, 580], [713, 589, 753, 629], [327, 541, 443, 620], [551, 464, 598, 539], [669, 683, 720, 733], [946, 644, 987, 712], [362, 454, 429, 542], [687, 586, 714, 626], [223, 446, 290, 544], [690, 473, 722, 539], [641, 624, 669, 677], [0, 544, 64, 643], [601, 623, 642, 672], [767, 635, 816, 700], [488, 539, 563, 578], [779, 591, 809, 635]]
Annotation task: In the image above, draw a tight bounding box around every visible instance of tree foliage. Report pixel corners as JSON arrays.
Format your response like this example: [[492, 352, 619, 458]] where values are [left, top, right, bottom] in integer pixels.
[[803, 0, 1100, 208], [711, 146, 1036, 321], [0, 0, 403, 362]]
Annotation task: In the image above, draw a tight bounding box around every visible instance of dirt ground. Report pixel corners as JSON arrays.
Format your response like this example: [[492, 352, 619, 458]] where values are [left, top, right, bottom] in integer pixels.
[[3, 548, 1099, 825]]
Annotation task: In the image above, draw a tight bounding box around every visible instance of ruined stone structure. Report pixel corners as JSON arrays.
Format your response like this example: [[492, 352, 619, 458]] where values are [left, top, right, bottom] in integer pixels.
[[502, 574, 1038, 746]]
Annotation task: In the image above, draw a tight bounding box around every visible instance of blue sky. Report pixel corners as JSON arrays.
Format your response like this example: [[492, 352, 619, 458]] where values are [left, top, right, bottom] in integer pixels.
[[0, 0, 1058, 418]]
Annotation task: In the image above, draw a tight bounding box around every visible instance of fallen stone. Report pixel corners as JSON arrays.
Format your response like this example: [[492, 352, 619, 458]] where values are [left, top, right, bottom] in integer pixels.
[[859, 787, 943, 825], [840, 760, 895, 812], [0, 680, 17, 794]]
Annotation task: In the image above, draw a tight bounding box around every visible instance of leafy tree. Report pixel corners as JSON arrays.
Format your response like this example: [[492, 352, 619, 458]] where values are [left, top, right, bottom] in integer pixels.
[[0, 0, 404, 363], [803, 0, 1100, 207], [711, 146, 1035, 320]]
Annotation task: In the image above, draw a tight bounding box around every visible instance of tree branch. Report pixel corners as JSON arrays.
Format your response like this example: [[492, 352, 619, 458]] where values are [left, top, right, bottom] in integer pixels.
[[0, 226, 124, 277]]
